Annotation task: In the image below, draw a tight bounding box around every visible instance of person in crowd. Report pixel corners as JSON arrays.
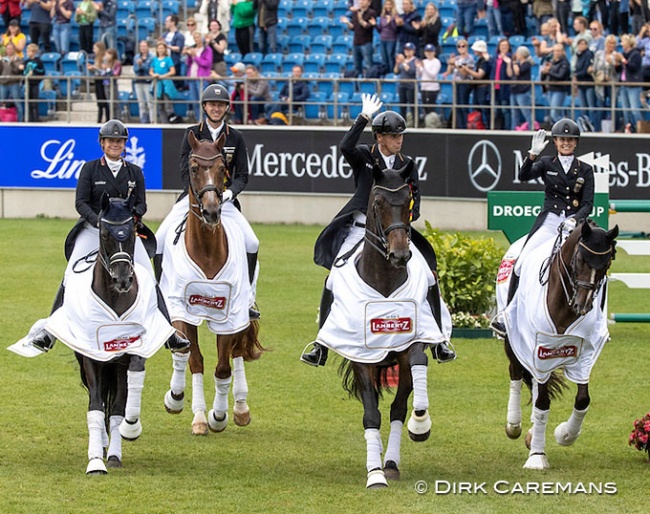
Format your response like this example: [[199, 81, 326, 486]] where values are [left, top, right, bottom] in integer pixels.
[[102, 47, 121, 120], [395, 0, 421, 55], [505, 45, 534, 131], [610, 0, 629, 36], [197, 0, 231, 39], [574, 38, 597, 131], [532, 0, 553, 34], [562, 16, 592, 73], [420, 2, 442, 55], [26, 119, 189, 354], [50, 0, 73, 55], [394, 42, 417, 126], [161, 14, 185, 87], [636, 22, 650, 94], [302, 94, 456, 367], [617, 33, 643, 132], [541, 43, 570, 123], [254, 0, 279, 55], [265, 64, 310, 121], [592, 34, 622, 131], [376, 0, 399, 73], [588, 0, 608, 33], [229, 62, 249, 124], [417, 43, 440, 115], [181, 17, 198, 50], [465, 39, 492, 128], [630, 0, 645, 36], [231, 0, 256, 57], [186, 30, 213, 120], [531, 17, 561, 65], [491, 38, 512, 131], [2, 19, 26, 57], [340, 0, 376, 77], [205, 18, 228, 79], [485, 0, 504, 39], [20, 43, 44, 121], [244, 64, 270, 123], [1, 0, 22, 27], [490, 119, 594, 338], [133, 40, 155, 124], [589, 21, 605, 54], [75, 0, 97, 54], [455, 0, 478, 39], [0, 41, 24, 121], [97, 0, 117, 49], [88, 41, 109, 123], [150, 40, 178, 123], [442, 38, 474, 129], [25, 0, 53, 52]]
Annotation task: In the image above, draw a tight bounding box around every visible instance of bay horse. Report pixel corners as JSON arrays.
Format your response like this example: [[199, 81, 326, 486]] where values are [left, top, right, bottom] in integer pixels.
[[501, 219, 618, 469], [160, 131, 263, 435], [318, 162, 450, 489]]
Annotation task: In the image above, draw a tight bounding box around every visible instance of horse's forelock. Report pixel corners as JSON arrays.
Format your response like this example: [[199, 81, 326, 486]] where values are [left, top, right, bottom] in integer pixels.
[[101, 198, 132, 224], [374, 169, 409, 191]]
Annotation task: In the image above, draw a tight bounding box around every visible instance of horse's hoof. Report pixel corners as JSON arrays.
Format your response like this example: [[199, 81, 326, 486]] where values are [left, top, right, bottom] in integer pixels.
[[164, 390, 185, 414], [383, 460, 400, 481], [523, 453, 549, 470], [192, 411, 209, 436], [525, 428, 532, 450], [407, 409, 431, 442], [233, 401, 251, 427], [86, 458, 107, 475], [106, 456, 123, 468], [505, 422, 522, 439], [119, 418, 142, 441], [366, 469, 388, 489], [208, 409, 228, 433], [554, 422, 580, 446]]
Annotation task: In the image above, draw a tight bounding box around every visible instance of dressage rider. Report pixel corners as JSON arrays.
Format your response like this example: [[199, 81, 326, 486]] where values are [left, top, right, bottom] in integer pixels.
[[301, 94, 456, 367], [154, 83, 260, 319], [491, 118, 595, 337], [29, 120, 189, 353]]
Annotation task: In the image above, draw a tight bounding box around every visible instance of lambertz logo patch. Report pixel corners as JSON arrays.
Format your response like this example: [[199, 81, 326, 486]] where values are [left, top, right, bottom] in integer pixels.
[[104, 335, 140, 352], [497, 258, 515, 283], [189, 295, 226, 309], [537, 345, 578, 359], [370, 317, 413, 334]]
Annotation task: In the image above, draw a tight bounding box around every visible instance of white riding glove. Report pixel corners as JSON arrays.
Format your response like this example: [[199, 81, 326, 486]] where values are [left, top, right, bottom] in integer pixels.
[[529, 129, 549, 156], [564, 217, 577, 232], [222, 189, 233, 202], [360, 93, 383, 120]]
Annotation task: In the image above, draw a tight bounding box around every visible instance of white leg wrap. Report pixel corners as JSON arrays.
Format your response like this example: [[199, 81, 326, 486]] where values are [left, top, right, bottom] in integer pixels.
[[364, 428, 383, 473], [530, 380, 539, 424], [191, 373, 206, 414], [107, 415, 123, 461], [87, 410, 105, 461], [232, 357, 248, 403], [507, 379, 523, 425], [213, 375, 232, 416], [529, 407, 549, 455], [170, 352, 190, 394], [411, 365, 429, 411], [567, 407, 588, 436], [384, 420, 403, 467], [125, 370, 145, 422]]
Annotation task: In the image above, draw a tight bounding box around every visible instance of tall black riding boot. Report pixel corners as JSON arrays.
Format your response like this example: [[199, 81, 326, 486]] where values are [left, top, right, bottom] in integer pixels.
[[32, 282, 65, 352], [153, 254, 163, 283], [156, 285, 190, 352], [247, 251, 261, 320], [427, 282, 456, 363], [490, 272, 520, 338], [301, 282, 333, 367]]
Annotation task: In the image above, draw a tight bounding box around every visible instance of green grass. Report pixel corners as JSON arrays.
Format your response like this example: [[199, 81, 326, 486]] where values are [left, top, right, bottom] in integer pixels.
[[1, 219, 650, 513]]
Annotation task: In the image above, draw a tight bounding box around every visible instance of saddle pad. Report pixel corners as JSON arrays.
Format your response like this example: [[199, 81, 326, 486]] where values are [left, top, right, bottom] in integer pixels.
[[533, 332, 584, 376], [364, 300, 418, 350], [184, 280, 233, 322]]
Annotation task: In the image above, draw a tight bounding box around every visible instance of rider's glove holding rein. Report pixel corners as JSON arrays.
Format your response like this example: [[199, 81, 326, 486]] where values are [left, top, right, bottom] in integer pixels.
[[222, 189, 233, 203], [563, 217, 577, 233], [360, 93, 383, 120], [529, 129, 549, 157]]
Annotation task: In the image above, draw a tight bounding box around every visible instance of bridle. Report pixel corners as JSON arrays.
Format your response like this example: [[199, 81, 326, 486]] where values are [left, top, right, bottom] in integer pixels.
[[364, 183, 412, 260], [98, 215, 135, 279], [188, 150, 225, 222]]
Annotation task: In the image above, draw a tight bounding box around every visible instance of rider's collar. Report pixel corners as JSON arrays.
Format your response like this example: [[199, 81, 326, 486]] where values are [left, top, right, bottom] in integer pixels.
[[207, 121, 225, 142]]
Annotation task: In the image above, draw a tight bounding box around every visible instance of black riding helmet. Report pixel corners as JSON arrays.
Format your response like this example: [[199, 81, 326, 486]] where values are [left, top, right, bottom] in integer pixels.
[[99, 119, 129, 141], [201, 83, 230, 123], [372, 111, 407, 137], [551, 118, 580, 139]]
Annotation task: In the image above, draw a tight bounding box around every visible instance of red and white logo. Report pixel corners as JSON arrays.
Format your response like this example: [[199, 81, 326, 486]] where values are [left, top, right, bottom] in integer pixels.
[[370, 317, 413, 334], [497, 258, 515, 283], [537, 345, 578, 360], [189, 295, 226, 309], [103, 335, 140, 352]]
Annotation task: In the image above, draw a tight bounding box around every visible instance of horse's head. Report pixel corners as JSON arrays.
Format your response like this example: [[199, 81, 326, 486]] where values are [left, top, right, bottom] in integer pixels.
[[187, 131, 227, 227], [98, 195, 136, 293], [365, 160, 414, 268], [561, 219, 618, 316]]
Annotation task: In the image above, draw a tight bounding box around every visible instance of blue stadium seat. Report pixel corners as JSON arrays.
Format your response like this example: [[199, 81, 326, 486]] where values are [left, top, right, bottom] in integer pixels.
[[61, 51, 86, 73], [325, 53, 348, 74], [304, 91, 326, 120], [40, 52, 62, 73], [318, 72, 340, 96], [313, 0, 333, 18], [304, 53, 326, 73], [286, 18, 307, 37], [260, 52, 283, 73], [328, 22, 349, 39], [276, 18, 289, 35], [287, 34, 311, 54], [311, 34, 333, 55], [509, 35, 525, 47], [282, 53, 305, 72], [116, 17, 135, 38], [348, 92, 363, 118], [276, 34, 290, 53], [135, 0, 154, 18], [359, 80, 378, 95], [379, 91, 394, 105], [332, 34, 352, 55], [327, 91, 349, 119], [307, 17, 331, 37], [242, 52, 263, 67], [116, 0, 135, 17], [58, 70, 82, 99], [136, 17, 157, 42], [37, 89, 57, 118], [292, 0, 313, 19], [161, 0, 180, 17]]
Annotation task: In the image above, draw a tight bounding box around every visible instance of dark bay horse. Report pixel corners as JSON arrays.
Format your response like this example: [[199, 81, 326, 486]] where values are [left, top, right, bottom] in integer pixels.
[[324, 162, 442, 489], [502, 219, 618, 469], [161, 131, 263, 435]]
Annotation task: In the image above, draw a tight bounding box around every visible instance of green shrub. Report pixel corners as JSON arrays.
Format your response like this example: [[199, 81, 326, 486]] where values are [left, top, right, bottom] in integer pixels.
[[423, 222, 504, 327]]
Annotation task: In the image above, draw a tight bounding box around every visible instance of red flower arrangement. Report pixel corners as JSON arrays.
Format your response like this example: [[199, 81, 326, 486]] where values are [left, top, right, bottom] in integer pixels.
[[629, 412, 650, 458]]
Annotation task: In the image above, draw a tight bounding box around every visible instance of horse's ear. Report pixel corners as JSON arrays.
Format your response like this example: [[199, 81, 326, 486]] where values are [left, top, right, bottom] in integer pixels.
[[398, 159, 414, 181], [214, 133, 226, 153], [581, 218, 592, 237], [100, 192, 110, 214], [372, 161, 383, 184], [607, 224, 619, 241], [188, 130, 198, 151]]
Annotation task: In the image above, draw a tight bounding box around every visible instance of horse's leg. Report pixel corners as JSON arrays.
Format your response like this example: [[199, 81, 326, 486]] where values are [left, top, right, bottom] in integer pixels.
[[232, 356, 251, 426], [406, 344, 431, 442], [555, 383, 590, 446], [505, 338, 523, 439], [208, 335, 233, 433], [187, 325, 208, 435], [107, 359, 127, 468], [119, 356, 146, 441], [355, 363, 387, 489], [80, 357, 108, 475], [524, 380, 551, 470], [163, 322, 194, 415]]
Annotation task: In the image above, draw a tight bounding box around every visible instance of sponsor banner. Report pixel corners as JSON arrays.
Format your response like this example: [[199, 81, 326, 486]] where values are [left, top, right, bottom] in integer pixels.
[[0, 125, 163, 189]]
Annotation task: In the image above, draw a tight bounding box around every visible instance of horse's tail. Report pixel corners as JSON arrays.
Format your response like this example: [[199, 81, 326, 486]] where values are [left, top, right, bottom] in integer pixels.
[[338, 359, 394, 402], [230, 319, 265, 361]]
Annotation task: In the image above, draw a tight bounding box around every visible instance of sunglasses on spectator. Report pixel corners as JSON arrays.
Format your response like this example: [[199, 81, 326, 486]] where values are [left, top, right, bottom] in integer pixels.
[[187, 22, 196, 26], [590, 27, 598, 30], [457, 44, 467, 48]]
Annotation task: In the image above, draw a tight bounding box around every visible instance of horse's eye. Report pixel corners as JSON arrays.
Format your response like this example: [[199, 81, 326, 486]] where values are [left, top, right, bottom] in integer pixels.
[[190, 165, 198, 174]]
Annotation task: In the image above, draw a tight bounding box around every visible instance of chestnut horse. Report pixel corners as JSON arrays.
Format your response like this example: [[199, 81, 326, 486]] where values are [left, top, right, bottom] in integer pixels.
[[160, 131, 263, 435], [501, 219, 618, 469]]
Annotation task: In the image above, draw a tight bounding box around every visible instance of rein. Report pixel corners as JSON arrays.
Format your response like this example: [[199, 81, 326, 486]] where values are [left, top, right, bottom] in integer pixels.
[[188, 151, 225, 222], [364, 184, 412, 260]]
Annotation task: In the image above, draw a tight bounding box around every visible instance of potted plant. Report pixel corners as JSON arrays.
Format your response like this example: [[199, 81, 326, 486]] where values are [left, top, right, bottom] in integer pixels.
[[629, 412, 650, 461]]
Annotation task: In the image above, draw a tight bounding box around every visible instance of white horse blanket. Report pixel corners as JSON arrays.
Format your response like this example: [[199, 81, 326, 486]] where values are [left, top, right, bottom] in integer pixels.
[[316, 245, 452, 363], [159, 217, 252, 335], [44, 263, 174, 362], [501, 236, 609, 384]]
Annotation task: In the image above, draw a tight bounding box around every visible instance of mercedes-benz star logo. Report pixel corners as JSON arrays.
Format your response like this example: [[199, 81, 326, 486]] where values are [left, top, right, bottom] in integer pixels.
[[468, 140, 502, 192]]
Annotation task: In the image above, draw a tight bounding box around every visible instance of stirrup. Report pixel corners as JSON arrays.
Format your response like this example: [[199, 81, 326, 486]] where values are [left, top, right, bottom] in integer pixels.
[[165, 331, 190, 352], [489, 313, 507, 338], [300, 342, 328, 367], [32, 330, 55, 353], [432, 340, 456, 363], [249, 307, 261, 320]]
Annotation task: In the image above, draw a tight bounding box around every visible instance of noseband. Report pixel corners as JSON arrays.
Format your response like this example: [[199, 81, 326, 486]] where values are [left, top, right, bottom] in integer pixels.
[[364, 184, 412, 260], [188, 151, 225, 221], [99, 215, 135, 278]]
